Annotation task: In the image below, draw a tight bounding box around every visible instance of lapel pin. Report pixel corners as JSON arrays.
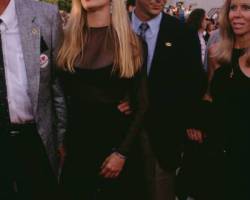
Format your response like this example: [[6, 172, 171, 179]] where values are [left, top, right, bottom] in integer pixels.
[[165, 42, 172, 47], [40, 53, 49, 68], [32, 28, 38, 35]]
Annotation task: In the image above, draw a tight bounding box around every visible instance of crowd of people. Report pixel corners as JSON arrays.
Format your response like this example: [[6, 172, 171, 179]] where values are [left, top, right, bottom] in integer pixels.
[[0, 0, 250, 200]]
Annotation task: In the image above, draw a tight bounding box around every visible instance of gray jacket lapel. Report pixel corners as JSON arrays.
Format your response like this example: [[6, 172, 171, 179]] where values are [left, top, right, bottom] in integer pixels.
[[15, 0, 40, 116]]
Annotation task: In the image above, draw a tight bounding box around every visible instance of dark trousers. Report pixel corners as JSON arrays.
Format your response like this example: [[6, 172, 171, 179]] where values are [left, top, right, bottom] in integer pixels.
[[0, 124, 58, 200]]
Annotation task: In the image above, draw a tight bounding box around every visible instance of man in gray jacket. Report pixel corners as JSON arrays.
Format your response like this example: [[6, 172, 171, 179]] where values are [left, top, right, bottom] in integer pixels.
[[0, 0, 66, 199]]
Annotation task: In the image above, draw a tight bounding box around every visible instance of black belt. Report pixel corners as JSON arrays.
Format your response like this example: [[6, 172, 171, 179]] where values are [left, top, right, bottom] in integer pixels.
[[9, 122, 36, 136]]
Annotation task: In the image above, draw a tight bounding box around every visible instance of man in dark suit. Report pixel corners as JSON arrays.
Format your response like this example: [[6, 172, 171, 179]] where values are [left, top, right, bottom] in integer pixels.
[[0, 0, 66, 199], [130, 0, 206, 199]]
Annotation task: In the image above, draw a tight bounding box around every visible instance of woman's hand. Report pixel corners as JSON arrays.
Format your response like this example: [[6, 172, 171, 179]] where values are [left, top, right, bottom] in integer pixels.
[[117, 101, 132, 115], [100, 152, 126, 179], [186, 128, 206, 144]]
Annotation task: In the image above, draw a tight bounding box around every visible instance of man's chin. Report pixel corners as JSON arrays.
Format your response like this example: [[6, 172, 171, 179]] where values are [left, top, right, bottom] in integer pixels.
[[149, 10, 162, 17]]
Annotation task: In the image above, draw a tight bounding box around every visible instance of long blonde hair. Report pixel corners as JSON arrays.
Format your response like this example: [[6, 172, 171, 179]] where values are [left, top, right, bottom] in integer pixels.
[[215, 0, 250, 66], [57, 0, 143, 78]]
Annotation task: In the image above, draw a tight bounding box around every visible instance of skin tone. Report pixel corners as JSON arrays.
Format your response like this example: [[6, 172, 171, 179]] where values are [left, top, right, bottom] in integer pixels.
[[135, 0, 167, 21], [81, 0, 110, 27], [0, 0, 10, 15], [80, 0, 125, 179], [229, 0, 250, 77]]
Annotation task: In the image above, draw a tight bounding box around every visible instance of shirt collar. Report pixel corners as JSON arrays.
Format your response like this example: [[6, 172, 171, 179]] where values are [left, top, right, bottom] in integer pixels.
[[132, 11, 162, 37], [0, 0, 16, 31]]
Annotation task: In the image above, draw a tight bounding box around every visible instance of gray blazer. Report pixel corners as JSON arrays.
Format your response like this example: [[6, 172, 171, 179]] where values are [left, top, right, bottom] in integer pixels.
[[15, 0, 67, 175]]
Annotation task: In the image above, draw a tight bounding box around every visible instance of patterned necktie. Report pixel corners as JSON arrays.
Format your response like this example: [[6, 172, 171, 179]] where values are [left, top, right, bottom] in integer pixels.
[[139, 22, 149, 41], [0, 19, 11, 132]]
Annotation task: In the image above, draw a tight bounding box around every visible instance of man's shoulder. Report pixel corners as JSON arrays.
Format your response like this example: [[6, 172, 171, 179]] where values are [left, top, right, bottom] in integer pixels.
[[159, 13, 187, 37], [160, 13, 186, 33], [161, 13, 182, 27]]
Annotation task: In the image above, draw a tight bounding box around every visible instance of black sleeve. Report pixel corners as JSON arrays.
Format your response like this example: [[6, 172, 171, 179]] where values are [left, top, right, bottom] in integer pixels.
[[117, 43, 149, 156], [182, 25, 208, 130]]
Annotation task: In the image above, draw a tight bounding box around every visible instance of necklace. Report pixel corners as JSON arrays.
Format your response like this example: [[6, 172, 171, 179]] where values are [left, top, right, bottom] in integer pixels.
[[230, 48, 245, 78]]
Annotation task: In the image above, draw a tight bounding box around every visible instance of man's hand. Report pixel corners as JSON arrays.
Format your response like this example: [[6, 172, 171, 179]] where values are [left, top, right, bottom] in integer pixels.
[[117, 101, 132, 115], [100, 153, 126, 179], [186, 128, 206, 144]]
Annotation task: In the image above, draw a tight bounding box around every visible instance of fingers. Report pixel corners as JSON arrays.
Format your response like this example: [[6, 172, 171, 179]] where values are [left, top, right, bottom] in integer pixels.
[[100, 164, 120, 179], [117, 101, 132, 115], [187, 129, 204, 143], [100, 154, 125, 179]]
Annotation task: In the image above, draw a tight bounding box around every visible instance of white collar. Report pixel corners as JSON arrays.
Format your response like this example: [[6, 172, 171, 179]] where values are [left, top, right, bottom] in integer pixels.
[[0, 0, 16, 31], [132, 11, 162, 37]]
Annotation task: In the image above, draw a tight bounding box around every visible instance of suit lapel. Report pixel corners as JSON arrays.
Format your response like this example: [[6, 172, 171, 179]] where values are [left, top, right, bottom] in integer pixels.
[[15, 0, 40, 116], [149, 14, 173, 78]]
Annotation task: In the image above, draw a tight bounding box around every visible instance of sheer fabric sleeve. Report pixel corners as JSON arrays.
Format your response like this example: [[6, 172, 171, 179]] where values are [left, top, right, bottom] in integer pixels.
[[117, 43, 149, 156]]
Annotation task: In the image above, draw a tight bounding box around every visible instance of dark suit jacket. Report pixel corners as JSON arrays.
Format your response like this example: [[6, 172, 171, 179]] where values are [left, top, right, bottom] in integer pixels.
[[145, 13, 207, 171]]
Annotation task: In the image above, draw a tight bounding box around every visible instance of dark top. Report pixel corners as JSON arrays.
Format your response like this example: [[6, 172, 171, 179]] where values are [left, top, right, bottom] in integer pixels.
[[211, 48, 250, 199], [77, 26, 114, 69], [211, 49, 250, 152], [60, 27, 148, 157]]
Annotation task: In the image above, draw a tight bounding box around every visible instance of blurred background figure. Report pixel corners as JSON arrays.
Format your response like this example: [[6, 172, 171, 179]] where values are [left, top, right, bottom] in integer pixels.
[[186, 8, 208, 65], [126, 0, 135, 12], [204, 18, 217, 42]]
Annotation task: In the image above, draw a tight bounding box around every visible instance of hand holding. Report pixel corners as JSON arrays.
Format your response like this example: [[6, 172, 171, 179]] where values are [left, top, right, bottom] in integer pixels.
[[117, 101, 132, 115], [186, 128, 206, 144], [100, 152, 126, 179]]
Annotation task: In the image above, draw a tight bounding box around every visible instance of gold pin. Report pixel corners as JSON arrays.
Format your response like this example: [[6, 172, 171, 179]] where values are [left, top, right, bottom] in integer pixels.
[[32, 28, 38, 35], [165, 42, 172, 47]]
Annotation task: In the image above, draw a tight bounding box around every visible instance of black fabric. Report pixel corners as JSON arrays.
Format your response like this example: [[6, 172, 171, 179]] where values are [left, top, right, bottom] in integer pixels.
[[61, 63, 148, 155], [77, 26, 114, 70], [176, 99, 226, 200], [0, 125, 58, 200], [0, 19, 11, 134], [59, 47, 148, 199], [211, 49, 250, 200], [145, 13, 207, 171], [40, 36, 48, 53]]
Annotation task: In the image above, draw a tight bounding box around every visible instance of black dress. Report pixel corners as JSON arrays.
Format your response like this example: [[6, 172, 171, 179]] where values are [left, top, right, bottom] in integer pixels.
[[60, 27, 148, 200], [211, 49, 250, 200]]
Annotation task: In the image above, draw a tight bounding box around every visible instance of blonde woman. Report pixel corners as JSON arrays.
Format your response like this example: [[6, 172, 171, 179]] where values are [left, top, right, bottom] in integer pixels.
[[57, 0, 147, 199], [211, 0, 250, 199]]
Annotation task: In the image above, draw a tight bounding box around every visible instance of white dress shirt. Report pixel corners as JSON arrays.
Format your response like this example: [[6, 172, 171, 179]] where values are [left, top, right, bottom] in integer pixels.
[[198, 31, 207, 65], [0, 0, 34, 123], [132, 12, 162, 75]]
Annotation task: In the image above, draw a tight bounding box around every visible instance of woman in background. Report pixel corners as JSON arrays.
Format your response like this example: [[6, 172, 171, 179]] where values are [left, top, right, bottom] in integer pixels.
[[211, 0, 250, 199], [186, 8, 208, 65], [57, 0, 148, 200]]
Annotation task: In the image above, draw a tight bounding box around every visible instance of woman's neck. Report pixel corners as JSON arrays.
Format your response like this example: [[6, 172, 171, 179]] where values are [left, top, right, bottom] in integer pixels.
[[87, 7, 110, 27], [235, 33, 250, 49]]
